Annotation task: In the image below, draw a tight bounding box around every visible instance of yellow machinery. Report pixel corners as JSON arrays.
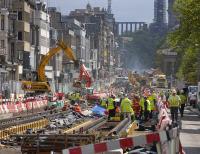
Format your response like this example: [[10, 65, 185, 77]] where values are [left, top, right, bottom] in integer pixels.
[[21, 41, 78, 92]]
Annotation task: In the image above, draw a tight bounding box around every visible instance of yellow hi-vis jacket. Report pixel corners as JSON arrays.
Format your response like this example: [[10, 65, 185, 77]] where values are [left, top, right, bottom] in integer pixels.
[[101, 99, 107, 108], [107, 98, 115, 110], [179, 94, 186, 105], [148, 94, 156, 111], [71, 93, 76, 101], [168, 95, 181, 107], [75, 93, 80, 101], [120, 98, 134, 113], [139, 98, 151, 111]]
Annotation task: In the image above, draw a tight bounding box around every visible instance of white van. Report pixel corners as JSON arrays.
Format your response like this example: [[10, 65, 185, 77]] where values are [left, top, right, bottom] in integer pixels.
[[188, 85, 198, 107]]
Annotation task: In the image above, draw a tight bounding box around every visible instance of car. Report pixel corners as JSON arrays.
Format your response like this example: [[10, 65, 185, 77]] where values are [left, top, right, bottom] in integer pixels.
[[188, 86, 198, 108]]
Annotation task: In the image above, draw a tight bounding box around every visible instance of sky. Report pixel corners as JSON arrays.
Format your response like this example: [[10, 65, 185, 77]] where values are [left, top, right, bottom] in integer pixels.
[[48, 0, 154, 23]]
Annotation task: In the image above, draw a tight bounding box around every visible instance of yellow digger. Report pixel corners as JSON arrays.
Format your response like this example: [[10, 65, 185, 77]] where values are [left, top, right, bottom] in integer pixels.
[[21, 41, 78, 92]]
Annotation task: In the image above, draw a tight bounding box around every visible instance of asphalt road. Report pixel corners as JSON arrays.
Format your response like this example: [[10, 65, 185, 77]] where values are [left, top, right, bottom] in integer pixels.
[[180, 107, 200, 154]]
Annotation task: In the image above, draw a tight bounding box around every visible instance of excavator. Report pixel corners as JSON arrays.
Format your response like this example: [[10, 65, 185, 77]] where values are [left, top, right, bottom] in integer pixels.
[[73, 64, 92, 88], [21, 41, 78, 92]]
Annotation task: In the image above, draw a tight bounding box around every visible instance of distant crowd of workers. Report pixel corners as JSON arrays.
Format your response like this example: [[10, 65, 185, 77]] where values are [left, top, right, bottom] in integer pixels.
[[99, 88, 158, 122], [67, 88, 187, 125], [100, 88, 187, 124]]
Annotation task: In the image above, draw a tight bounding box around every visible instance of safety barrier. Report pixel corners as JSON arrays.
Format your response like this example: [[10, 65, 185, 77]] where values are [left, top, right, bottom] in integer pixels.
[[0, 118, 49, 140], [62, 127, 178, 154], [156, 95, 185, 154], [0, 99, 48, 115]]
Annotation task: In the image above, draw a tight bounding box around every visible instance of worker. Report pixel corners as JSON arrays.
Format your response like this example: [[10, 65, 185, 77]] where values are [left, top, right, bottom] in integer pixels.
[[179, 90, 187, 117], [120, 94, 135, 121], [139, 95, 151, 122], [132, 95, 140, 120], [75, 91, 80, 102], [168, 89, 181, 124], [107, 95, 116, 120], [148, 90, 157, 119], [100, 98, 107, 108], [74, 103, 81, 113], [70, 93, 76, 105]]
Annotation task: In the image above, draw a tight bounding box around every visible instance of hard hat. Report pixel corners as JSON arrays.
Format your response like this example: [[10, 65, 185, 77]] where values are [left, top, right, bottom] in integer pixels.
[[120, 91, 124, 95], [172, 89, 176, 94]]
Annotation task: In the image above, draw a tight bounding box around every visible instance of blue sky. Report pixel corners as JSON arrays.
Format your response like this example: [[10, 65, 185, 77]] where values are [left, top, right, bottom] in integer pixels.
[[48, 0, 154, 23]]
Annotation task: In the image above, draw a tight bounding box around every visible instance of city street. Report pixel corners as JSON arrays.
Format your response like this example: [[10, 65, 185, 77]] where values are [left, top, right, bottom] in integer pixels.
[[180, 107, 200, 154]]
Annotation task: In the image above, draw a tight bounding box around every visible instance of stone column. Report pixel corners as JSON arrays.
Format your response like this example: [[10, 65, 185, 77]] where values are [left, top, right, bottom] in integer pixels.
[[130, 23, 133, 32], [121, 23, 124, 35], [126, 23, 128, 34], [135, 23, 137, 31]]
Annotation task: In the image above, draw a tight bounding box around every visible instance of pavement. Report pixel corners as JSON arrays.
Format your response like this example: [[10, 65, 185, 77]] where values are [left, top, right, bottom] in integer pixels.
[[180, 106, 200, 154]]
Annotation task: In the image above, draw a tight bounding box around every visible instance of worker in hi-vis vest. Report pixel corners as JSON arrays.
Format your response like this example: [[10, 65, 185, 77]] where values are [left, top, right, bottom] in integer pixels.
[[100, 98, 107, 109], [139, 96, 151, 122], [107, 95, 116, 120], [179, 90, 187, 117], [148, 91, 157, 118], [168, 89, 181, 123], [120, 94, 135, 121]]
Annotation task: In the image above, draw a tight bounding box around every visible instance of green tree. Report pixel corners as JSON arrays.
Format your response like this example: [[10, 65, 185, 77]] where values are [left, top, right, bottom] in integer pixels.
[[168, 0, 200, 83]]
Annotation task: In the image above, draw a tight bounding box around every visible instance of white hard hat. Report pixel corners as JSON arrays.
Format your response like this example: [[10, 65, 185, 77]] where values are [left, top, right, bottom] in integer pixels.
[[172, 89, 176, 94]]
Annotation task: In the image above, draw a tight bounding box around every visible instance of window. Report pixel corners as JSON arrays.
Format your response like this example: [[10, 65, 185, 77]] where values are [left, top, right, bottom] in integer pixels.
[[10, 43, 15, 63], [18, 11, 22, 20], [18, 31, 22, 40], [0, 40, 4, 48], [1, 15, 5, 30]]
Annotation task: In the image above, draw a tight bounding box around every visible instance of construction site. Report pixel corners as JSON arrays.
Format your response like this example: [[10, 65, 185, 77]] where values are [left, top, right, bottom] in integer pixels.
[[0, 62, 181, 154], [0, 0, 200, 154]]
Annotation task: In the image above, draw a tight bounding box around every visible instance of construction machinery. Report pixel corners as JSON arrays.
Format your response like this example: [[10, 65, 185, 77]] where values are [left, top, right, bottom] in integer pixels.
[[21, 41, 78, 92], [153, 74, 168, 88], [73, 64, 92, 88]]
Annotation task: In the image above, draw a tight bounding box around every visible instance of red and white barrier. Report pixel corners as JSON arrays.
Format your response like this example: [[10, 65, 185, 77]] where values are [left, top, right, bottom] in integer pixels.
[[0, 99, 48, 114], [0, 105, 5, 114], [62, 128, 178, 154]]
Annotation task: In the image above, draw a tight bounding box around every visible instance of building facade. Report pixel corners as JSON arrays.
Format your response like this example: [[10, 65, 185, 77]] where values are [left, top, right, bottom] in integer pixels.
[[0, 8, 9, 98]]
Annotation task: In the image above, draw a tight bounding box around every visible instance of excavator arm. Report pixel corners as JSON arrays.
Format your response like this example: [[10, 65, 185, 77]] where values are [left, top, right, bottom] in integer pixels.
[[22, 41, 77, 92], [38, 41, 77, 82]]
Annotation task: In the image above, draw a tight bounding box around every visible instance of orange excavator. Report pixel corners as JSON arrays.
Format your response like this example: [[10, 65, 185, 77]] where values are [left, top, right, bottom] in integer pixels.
[[21, 41, 78, 92]]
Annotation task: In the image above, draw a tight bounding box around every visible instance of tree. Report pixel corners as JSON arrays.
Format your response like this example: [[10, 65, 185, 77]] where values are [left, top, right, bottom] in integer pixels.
[[168, 0, 200, 83]]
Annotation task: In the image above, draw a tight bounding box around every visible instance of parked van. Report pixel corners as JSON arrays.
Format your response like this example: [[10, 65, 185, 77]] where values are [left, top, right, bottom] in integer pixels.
[[188, 85, 198, 108]]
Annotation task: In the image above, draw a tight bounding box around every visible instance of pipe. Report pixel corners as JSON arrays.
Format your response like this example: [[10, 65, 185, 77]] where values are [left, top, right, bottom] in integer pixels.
[[108, 118, 130, 135]]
